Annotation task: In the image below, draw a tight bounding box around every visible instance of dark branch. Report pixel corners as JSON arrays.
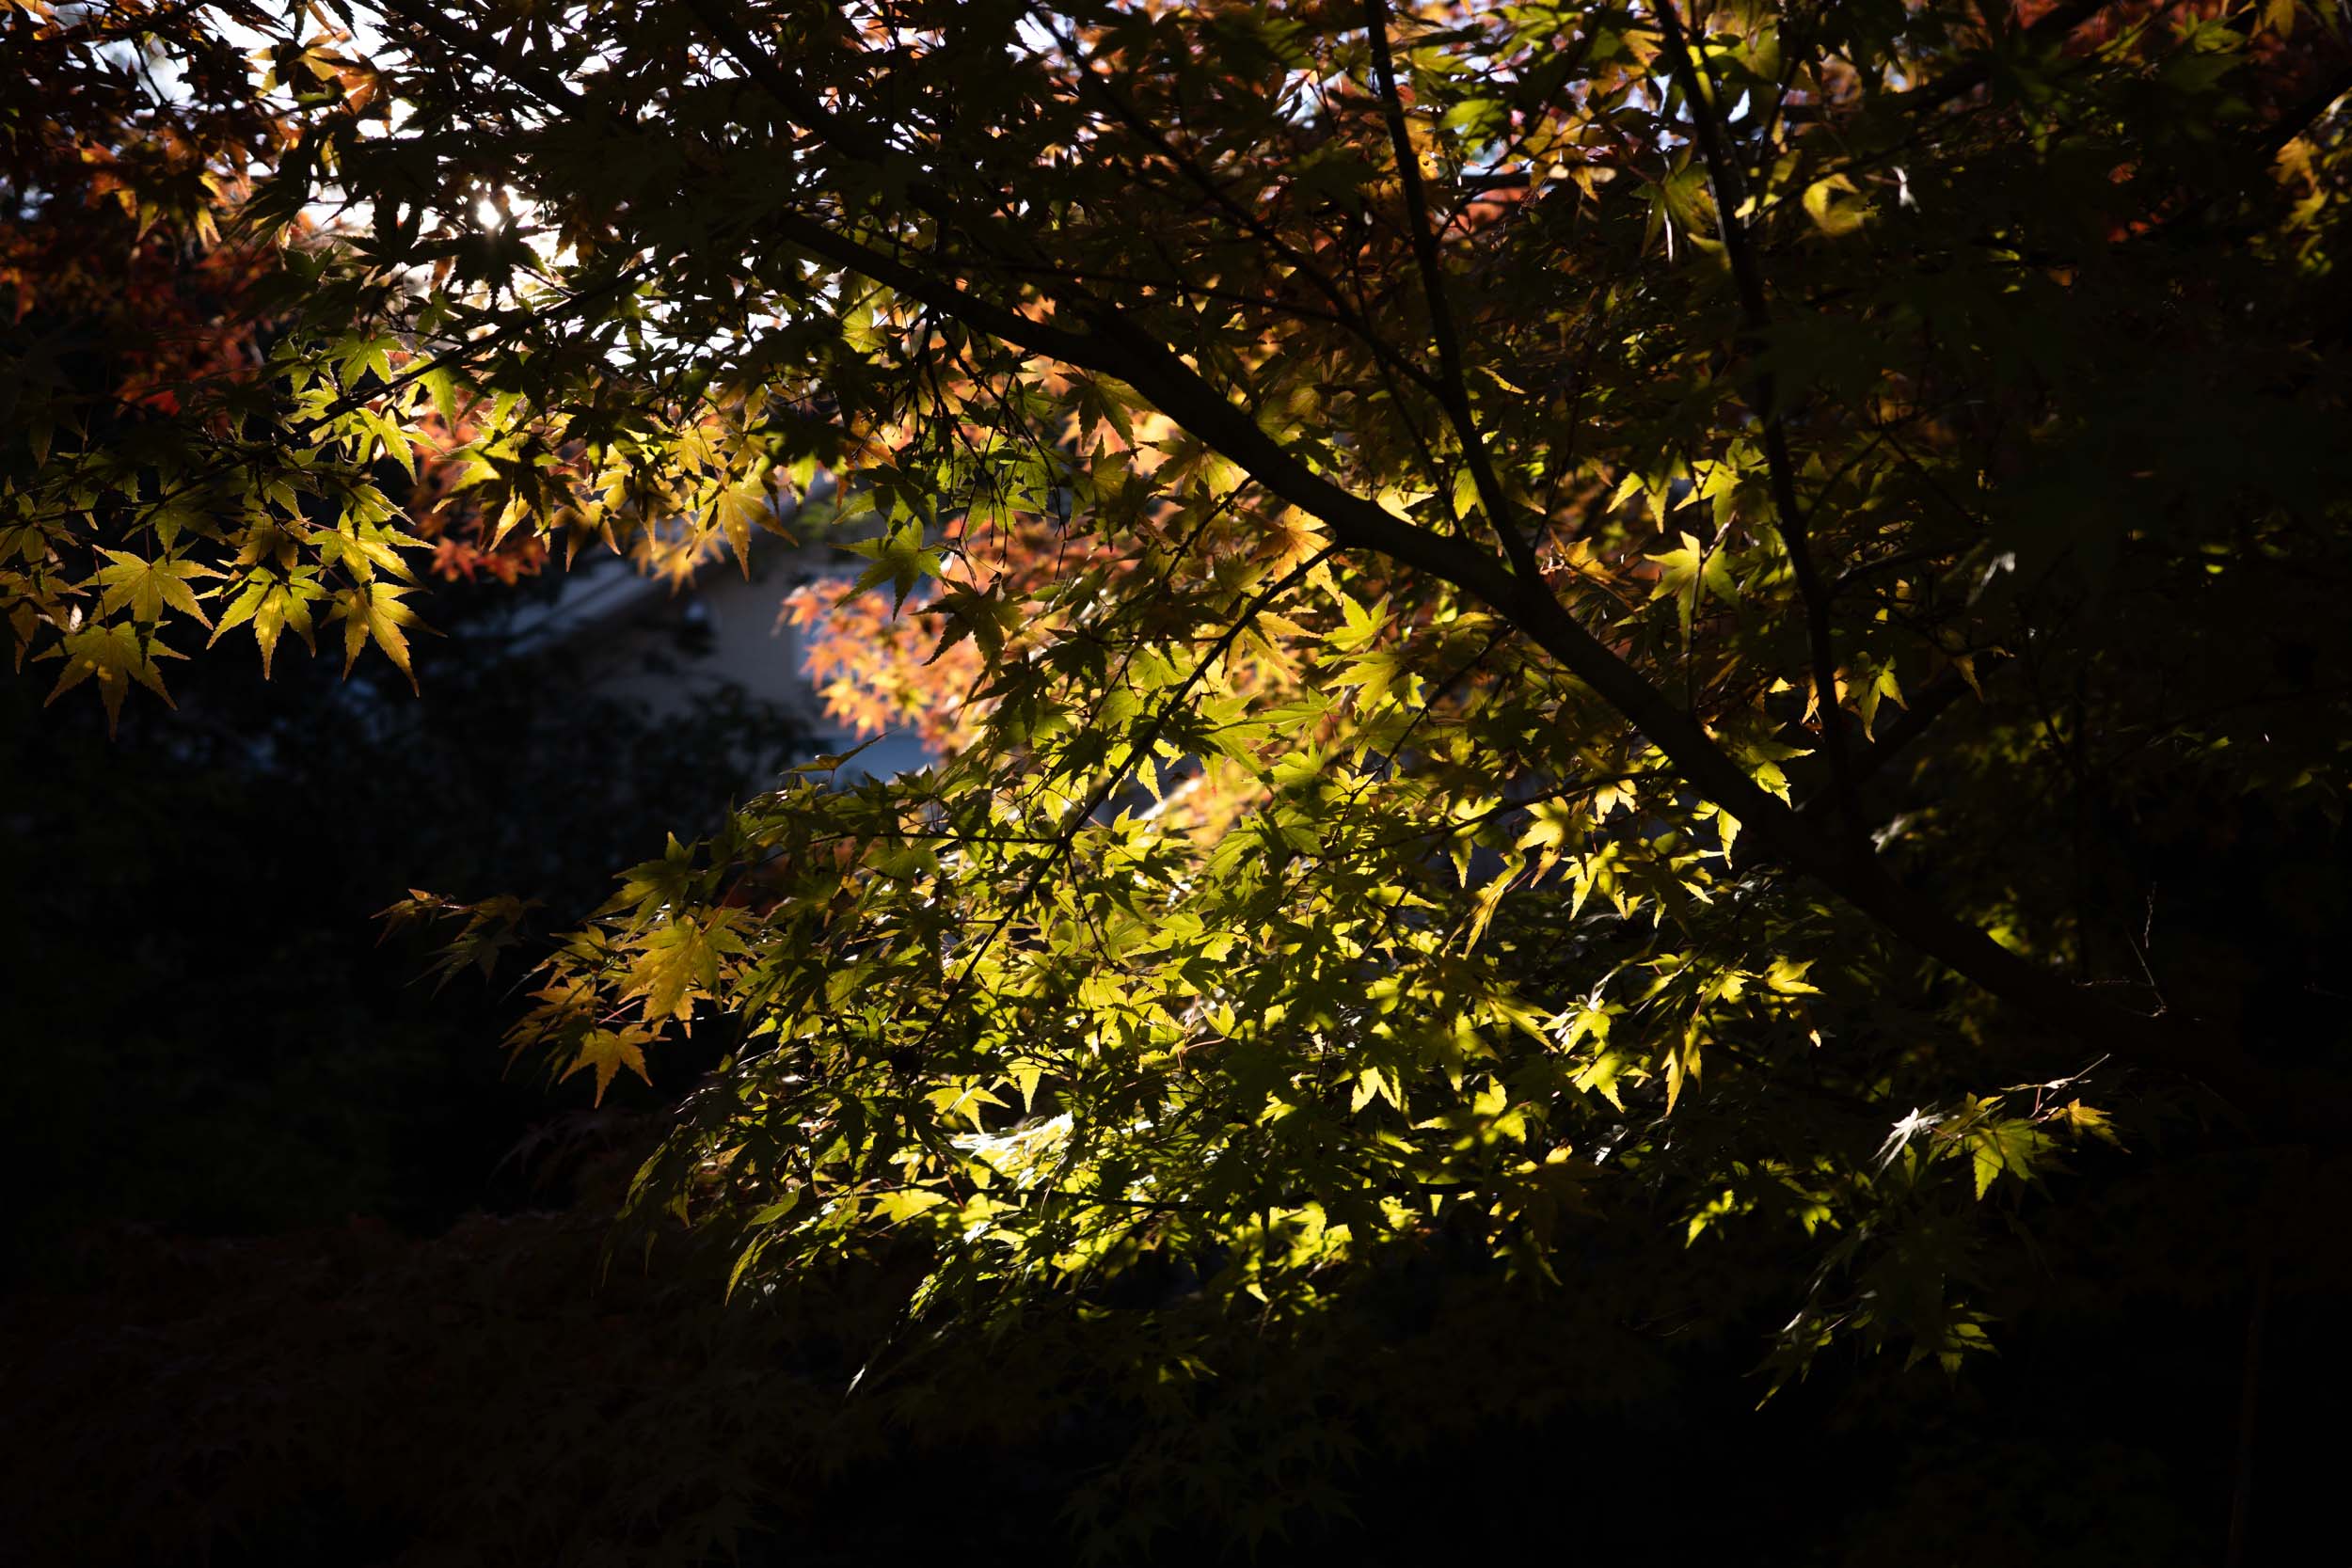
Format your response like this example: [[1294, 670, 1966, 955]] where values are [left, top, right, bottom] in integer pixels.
[[1361, 0, 1540, 578], [1652, 0, 1860, 849]]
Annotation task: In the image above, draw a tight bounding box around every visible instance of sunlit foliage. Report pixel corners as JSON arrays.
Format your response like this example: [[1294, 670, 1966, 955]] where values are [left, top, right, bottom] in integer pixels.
[[9, 0, 2351, 1412]]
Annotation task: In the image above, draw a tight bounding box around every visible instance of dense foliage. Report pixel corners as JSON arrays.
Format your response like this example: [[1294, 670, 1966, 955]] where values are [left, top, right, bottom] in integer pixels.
[[8, 0, 2351, 1553]]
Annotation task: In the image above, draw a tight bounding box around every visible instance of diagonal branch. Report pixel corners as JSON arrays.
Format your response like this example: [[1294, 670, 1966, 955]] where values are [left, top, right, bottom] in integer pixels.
[[366, 0, 2280, 1109], [1064, 320, 2246, 1092]]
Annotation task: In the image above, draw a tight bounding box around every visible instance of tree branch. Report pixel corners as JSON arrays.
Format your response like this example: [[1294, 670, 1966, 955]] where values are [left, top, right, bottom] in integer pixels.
[[377, 0, 2281, 1109], [1896, 0, 2122, 118], [1651, 0, 1861, 849], [1361, 0, 1541, 581], [1032, 8, 1450, 405]]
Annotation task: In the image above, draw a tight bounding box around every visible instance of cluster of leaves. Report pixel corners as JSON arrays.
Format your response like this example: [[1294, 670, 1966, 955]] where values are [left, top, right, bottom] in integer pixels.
[[4, 0, 834, 722], [10, 0, 2352, 1466], [3, 1, 295, 715]]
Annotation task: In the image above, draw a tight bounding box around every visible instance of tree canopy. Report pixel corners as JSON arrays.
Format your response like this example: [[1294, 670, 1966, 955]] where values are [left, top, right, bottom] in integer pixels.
[[8, 0, 2351, 1470]]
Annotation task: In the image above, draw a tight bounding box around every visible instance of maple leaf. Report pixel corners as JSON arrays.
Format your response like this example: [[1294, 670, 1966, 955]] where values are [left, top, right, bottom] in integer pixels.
[[625, 914, 747, 1023], [93, 550, 220, 626], [2053, 1099, 2125, 1148], [710, 479, 788, 570], [327, 580, 422, 689], [209, 571, 325, 677], [43, 623, 180, 733], [843, 522, 942, 613], [561, 1026, 653, 1105], [319, 521, 422, 583], [1645, 532, 1739, 633]]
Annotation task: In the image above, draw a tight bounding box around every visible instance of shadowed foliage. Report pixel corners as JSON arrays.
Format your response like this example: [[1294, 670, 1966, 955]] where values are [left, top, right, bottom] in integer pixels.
[[5, 0, 2350, 1559]]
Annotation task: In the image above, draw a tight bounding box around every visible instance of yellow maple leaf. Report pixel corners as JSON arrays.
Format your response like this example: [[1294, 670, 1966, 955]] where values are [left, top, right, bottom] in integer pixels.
[[561, 1027, 652, 1105]]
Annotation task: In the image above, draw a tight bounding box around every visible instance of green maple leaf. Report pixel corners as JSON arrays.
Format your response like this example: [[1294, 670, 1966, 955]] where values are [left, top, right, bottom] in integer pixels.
[[43, 623, 180, 733], [209, 571, 325, 678], [1960, 1101, 2056, 1198], [93, 551, 220, 626], [1645, 532, 1739, 633], [844, 522, 942, 613], [318, 521, 422, 584]]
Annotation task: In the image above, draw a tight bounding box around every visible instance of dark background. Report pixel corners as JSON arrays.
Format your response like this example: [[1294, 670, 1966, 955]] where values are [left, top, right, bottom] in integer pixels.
[[1, 572, 807, 1269]]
